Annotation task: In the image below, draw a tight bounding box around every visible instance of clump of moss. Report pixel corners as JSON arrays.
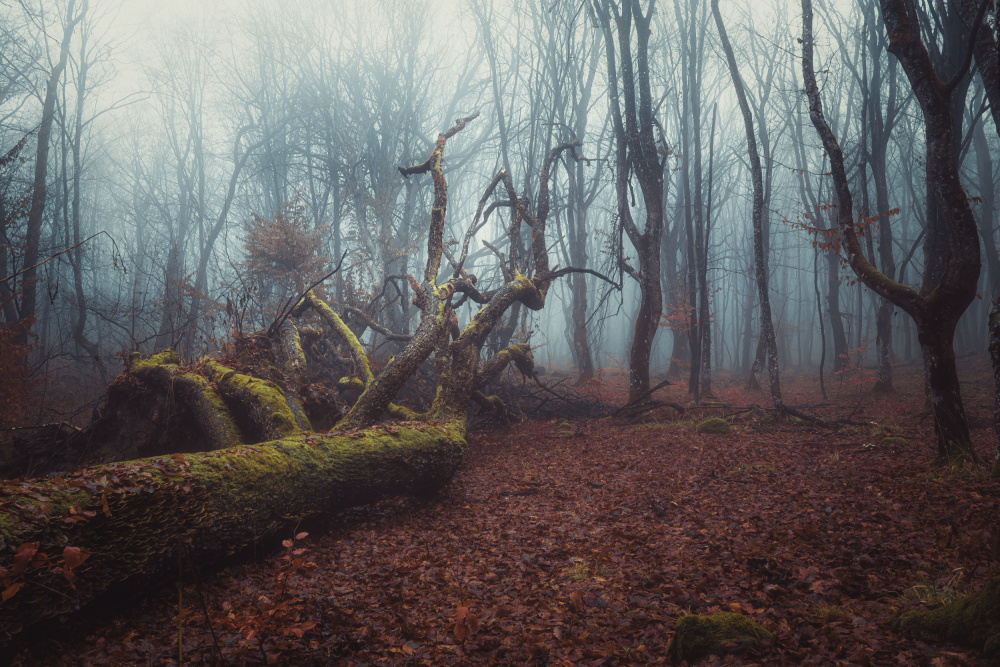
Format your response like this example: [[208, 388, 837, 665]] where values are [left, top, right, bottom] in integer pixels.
[[881, 436, 910, 448], [555, 420, 576, 438], [696, 417, 733, 435], [129, 348, 181, 372], [901, 576, 1000, 659], [668, 612, 773, 663]]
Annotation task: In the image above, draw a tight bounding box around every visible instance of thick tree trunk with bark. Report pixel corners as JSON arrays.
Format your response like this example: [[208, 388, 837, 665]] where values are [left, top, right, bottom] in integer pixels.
[[802, 0, 982, 463]]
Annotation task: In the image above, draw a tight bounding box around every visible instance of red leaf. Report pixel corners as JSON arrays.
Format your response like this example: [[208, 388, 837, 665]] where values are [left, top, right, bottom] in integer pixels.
[[63, 546, 91, 571], [12, 543, 38, 575]]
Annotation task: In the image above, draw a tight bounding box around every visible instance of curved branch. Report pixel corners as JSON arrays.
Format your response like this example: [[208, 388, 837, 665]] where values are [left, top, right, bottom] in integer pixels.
[[455, 170, 507, 276], [268, 251, 348, 337], [542, 266, 621, 290], [301, 291, 374, 388], [943, 0, 991, 95], [475, 343, 534, 390], [800, 0, 924, 317], [342, 306, 412, 342]]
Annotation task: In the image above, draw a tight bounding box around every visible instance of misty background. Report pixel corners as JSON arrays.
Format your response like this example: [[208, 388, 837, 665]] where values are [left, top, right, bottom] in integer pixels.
[[0, 0, 994, 421]]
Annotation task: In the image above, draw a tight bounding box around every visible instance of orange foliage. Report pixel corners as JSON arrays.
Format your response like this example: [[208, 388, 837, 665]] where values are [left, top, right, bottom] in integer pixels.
[[242, 196, 328, 295]]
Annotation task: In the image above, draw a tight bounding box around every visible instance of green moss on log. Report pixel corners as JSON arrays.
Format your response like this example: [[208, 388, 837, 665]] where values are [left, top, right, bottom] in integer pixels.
[[901, 576, 1000, 658], [117, 350, 245, 455], [129, 348, 182, 372], [0, 420, 466, 646], [202, 359, 309, 438], [696, 417, 733, 434], [668, 612, 773, 663]]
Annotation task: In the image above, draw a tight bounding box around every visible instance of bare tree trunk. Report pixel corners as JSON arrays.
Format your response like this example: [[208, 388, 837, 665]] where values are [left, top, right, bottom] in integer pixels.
[[17, 0, 83, 345], [802, 0, 982, 463], [990, 297, 1000, 476], [713, 0, 783, 408], [592, 0, 665, 404], [973, 121, 1000, 295], [814, 245, 827, 398], [699, 105, 717, 399]]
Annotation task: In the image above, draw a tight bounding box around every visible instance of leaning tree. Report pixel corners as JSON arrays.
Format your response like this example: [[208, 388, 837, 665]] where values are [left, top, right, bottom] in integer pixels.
[[801, 0, 982, 463], [0, 115, 607, 646]]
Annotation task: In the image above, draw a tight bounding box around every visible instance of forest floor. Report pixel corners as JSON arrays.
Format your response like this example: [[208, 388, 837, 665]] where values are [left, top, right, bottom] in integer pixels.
[[11, 356, 1000, 666]]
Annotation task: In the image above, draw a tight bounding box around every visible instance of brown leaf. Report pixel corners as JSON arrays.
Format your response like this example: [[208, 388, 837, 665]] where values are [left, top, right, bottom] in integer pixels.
[[63, 546, 91, 571], [1, 582, 23, 602]]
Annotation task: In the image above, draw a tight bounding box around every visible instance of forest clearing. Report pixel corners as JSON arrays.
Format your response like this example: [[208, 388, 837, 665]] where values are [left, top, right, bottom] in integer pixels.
[[6, 361, 1000, 666]]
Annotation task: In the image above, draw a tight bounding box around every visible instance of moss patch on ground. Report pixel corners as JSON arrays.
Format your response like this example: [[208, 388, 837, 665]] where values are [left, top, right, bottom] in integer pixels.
[[696, 417, 733, 435], [667, 611, 773, 663]]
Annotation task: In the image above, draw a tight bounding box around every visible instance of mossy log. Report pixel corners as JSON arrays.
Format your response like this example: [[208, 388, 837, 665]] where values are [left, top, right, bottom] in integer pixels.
[[901, 576, 1000, 658], [0, 421, 466, 647], [0, 350, 313, 479]]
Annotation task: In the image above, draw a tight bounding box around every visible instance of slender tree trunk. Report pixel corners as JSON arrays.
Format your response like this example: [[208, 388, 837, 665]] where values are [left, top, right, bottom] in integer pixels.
[[814, 245, 827, 398], [990, 297, 1000, 476], [973, 121, 1000, 294], [713, 0, 782, 408], [17, 0, 82, 345], [699, 105, 717, 398], [741, 269, 754, 373]]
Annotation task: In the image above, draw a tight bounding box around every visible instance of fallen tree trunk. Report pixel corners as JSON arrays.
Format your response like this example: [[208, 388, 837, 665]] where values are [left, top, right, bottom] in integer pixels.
[[0, 420, 466, 646], [0, 114, 607, 652]]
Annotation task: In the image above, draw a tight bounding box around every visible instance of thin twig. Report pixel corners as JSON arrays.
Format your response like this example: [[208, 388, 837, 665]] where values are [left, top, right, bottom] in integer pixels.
[[267, 251, 348, 337], [1, 230, 118, 284]]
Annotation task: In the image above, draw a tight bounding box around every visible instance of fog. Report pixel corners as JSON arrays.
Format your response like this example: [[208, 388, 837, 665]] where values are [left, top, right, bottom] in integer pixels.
[[0, 0, 996, 424]]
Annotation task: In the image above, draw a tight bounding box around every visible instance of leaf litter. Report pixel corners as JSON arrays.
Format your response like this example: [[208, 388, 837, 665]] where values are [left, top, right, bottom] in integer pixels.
[[10, 368, 1000, 666]]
